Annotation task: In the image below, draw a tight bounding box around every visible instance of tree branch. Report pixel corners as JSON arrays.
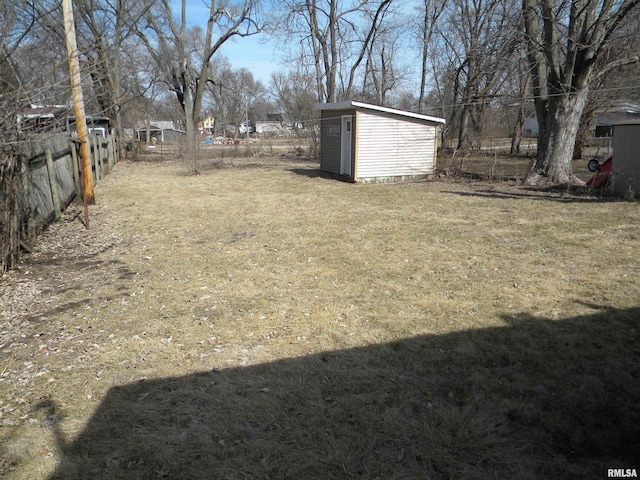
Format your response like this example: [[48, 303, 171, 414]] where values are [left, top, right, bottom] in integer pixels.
[[593, 54, 640, 82]]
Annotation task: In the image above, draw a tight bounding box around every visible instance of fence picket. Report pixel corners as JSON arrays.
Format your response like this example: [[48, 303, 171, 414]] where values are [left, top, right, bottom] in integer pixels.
[[45, 147, 61, 221], [1, 132, 118, 274]]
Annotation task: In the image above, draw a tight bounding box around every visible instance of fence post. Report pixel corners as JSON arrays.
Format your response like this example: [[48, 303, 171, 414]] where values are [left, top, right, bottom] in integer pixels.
[[89, 135, 98, 181], [45, 147, 61, 221], [69, 139, 81, 199], [93, 135, 100, 181], [98, 136, 105, 176], [20, 155, 35, 242], [107, 134, 115, 170], [88, 138, 94, 182], [97, 135, 105, 177]]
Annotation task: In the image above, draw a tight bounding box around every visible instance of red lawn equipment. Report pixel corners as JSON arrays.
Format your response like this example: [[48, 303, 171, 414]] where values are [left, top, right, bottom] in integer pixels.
[[586, 156, 612, 189]]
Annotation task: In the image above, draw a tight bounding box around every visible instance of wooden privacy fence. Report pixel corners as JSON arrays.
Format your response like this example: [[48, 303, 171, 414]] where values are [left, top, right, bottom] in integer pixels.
[[1, 133, 118, 273]]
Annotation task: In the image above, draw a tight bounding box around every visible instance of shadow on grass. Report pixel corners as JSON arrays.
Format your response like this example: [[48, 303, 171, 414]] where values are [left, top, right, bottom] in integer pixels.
[[288, 167, 325, 178], [289, 168, 357, 184], [48, 307, 640, 479], [442, 186, 622, 203]]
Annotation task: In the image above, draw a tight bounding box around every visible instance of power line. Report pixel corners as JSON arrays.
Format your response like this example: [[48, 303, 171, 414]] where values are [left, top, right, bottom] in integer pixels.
[[423, 84, 640, 112], [274, 83, 640, 126]]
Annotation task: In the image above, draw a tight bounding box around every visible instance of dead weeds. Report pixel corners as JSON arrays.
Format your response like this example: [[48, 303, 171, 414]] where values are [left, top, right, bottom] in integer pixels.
[[1, 155, 639, 479]]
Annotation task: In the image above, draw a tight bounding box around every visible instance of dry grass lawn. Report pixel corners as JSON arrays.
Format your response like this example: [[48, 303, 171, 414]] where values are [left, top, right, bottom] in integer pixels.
[[1, 153, 639, 479]]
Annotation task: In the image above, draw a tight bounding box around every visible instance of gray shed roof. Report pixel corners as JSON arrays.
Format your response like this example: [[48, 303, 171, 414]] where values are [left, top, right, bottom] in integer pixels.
[[315, 101, 446, 125], [614, 120, 640, 126]]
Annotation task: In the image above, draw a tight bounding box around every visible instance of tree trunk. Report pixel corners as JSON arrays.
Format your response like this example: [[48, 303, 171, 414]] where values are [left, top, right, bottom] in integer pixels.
[[183, 74, 199, 173], [418, 47, 428, 113], [113, 0, 124, 160], [528, 88, 589, 185], [457, 104, 471, 150], [510, 74, 529, 156], [510, 105, 524, 155], [522, 0, 639, 187], [326, 0, 338, 102], [306, 0, 325, 102], [573, 103, 595, 160]]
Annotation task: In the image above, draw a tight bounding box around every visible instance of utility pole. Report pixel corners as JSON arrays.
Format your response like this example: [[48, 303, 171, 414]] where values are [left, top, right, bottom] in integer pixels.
[[62, 0, 94, 228]]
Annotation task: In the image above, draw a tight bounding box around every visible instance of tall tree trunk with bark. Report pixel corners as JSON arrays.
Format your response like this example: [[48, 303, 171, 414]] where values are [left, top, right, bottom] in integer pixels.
[[573, 101, 596, 160], [510, 73, 529, 155], [417, 0, 445, 113], [510, 107, 524, 156], [534, 88, 589, 184], [457, 103, 472, 149], [523, 0, 640, 185]]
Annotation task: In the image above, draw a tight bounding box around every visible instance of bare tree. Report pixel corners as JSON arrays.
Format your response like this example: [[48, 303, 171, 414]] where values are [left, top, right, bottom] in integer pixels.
[[275, 0, 393, 103], [438, 0, 520, 149], [573, 9, 640, 160], [358, 11, 407, 106], [207, 65, 267, 135], [508, 68, 531, 156], [0, 1, 50, 134], [16, 0, 154, 153], [74, 0, 153, 148], [413, 0, 446, 114], [139, 0, 263, 171], [270, 65, 317, 127], [523, 0, 640, 185]]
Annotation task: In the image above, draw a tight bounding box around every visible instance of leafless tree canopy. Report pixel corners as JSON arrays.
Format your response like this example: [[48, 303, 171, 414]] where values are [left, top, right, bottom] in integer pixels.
[[0, 0, 638, 180], [523, 0, 640, 184]]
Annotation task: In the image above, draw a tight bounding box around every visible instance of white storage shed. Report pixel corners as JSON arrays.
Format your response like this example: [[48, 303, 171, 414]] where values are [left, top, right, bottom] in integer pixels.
[[316, 101, 446, 183]]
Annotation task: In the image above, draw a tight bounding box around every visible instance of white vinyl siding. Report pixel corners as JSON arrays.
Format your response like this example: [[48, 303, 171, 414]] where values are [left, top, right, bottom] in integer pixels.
[[356, 110, 436, 179]]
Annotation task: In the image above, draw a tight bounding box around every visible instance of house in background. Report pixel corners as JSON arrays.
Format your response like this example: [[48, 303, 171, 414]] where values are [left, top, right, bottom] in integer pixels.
[[255, 120, 289, 135], [136, 121, 186, 143], [592, 102, 640, 138], [199, 116, 215, 135], [316, 101, 446, 183], [66, 115, 110, 137], [522, 102, 640, 139], [522, 115, 539, 138], [17, 105, 68, 134], [17, 105, 111, 137], [255, 113, 289, 135]]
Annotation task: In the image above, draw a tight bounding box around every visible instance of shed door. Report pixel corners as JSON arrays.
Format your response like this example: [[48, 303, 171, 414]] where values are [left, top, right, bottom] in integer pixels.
[[341, 115, 352, 176]]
